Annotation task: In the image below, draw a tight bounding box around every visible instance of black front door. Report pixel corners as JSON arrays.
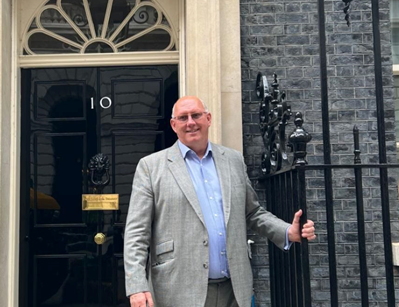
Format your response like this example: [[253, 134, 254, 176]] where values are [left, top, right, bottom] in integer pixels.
[[20, 66, 178, 307]]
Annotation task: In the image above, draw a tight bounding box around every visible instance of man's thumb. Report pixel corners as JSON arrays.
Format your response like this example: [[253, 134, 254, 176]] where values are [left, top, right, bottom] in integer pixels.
[[293, 209, 302, 223]]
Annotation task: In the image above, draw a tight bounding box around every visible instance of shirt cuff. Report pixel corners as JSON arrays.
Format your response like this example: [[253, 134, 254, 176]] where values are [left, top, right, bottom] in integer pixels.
[[284, 226, 293, 251]]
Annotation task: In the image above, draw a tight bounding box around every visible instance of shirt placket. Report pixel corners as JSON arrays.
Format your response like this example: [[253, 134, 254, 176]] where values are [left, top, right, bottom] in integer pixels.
[[202, 157, 228, 277]]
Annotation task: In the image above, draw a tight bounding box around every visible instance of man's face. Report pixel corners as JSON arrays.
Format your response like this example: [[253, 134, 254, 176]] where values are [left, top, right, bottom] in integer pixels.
[[170, 97, 212, 150]]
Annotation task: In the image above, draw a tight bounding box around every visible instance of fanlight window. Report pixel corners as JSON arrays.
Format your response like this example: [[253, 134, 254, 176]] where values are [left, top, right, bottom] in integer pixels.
[[22, 0, 177, 55]]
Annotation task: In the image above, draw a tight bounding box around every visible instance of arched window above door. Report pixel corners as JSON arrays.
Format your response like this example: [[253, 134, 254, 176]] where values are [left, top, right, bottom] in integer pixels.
[[22, 0, 177, 55]]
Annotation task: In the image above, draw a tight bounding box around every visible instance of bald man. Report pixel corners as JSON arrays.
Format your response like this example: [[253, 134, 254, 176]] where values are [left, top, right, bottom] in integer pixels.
[[124, 96, 316, 307]]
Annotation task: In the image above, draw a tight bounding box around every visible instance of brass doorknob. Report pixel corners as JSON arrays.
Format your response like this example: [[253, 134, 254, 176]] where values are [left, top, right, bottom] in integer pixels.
[[94, 233, 106, 245]]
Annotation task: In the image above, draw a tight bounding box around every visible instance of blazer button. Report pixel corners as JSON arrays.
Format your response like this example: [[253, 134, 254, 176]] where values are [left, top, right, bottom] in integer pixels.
[[203, 263, 208, 269], [203, 240, 208, 246]]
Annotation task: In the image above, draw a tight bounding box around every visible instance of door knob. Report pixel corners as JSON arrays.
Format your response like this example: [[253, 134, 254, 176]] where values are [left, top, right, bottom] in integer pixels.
[[94, 233, 106, 245]]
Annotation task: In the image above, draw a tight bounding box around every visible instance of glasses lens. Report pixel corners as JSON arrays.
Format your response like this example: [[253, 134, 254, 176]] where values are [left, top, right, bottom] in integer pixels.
[[191, 113, 203, 120], [177, 115, 188, 122]]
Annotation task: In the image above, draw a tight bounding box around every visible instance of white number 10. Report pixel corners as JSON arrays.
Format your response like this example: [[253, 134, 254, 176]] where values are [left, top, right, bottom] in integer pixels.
[[91, 97, 112, 109]]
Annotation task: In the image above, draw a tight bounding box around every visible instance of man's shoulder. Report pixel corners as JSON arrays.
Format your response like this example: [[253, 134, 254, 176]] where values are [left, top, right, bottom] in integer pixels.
[[140, 143, 177, 164], [211, 143, 243, 158], [211, 143, 245, 166]]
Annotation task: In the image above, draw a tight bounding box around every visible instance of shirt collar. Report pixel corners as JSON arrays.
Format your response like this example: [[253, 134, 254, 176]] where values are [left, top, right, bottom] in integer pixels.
[[178, 140, 212, 159]]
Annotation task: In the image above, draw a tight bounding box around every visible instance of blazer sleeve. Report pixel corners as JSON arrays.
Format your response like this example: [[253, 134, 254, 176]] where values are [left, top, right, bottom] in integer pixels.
[[242, 157, 291, 250], [124, 158, 154, 296]]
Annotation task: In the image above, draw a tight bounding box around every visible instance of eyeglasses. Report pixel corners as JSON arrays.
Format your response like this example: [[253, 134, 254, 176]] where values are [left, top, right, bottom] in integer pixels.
[[172, 112, 208, 122]]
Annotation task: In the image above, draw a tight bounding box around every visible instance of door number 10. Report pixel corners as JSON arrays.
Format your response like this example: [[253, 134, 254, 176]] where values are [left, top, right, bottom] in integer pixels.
[[91, 97, 112, 109]]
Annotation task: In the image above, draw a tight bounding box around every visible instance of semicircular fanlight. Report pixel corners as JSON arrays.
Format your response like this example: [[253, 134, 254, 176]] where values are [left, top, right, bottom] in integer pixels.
[[22, 0, 177, 55]]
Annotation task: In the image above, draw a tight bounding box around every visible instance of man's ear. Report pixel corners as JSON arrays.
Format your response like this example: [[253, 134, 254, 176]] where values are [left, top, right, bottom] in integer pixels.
[[170, 119, 177, 133], [206, 112, 212, 127]]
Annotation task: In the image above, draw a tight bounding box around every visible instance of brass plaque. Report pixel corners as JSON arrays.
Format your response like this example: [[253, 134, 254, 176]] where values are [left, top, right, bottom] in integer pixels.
[[82, 194, 119, 211]]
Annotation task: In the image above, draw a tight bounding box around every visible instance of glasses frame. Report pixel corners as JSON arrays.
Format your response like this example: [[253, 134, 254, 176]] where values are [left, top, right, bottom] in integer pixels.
[[172, 112, 208, 123]]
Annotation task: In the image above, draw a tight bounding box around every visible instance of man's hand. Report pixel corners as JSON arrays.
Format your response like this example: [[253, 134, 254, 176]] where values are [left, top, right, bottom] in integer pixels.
[[288, 209, 316, 243], [129, 291, 154, 307]]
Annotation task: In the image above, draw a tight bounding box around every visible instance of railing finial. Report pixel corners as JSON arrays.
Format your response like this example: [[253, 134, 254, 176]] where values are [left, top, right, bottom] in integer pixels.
[[288, 112, 312, 166], [353, 125, 361, 164]]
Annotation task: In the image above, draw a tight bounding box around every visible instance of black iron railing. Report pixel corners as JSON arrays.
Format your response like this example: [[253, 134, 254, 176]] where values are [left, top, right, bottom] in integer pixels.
[[258, 113, 398, 306], [265, 167, 311, 307], [254, 0, 397, 305]]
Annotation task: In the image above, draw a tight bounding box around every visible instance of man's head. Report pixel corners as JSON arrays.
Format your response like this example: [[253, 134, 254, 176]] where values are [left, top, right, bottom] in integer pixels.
[[170, 96, 212, 157]]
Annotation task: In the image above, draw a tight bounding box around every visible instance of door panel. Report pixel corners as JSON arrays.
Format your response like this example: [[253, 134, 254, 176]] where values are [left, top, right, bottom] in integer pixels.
[[33, 132, 86, 225], [21, 66, 178, 307], [35, 83, 86, 120]]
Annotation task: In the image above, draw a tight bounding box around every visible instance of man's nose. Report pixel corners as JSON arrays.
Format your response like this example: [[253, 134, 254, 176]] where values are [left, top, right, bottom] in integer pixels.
[[186, 115, 196, 124]]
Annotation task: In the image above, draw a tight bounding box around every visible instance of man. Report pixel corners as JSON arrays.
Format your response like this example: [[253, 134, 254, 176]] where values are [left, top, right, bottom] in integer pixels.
[[124, 96, 316, 307]]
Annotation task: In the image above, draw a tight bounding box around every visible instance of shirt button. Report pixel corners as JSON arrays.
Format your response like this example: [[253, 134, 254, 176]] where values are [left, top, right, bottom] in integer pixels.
[[203, 263, 208, 269], [219, 232, 223, 236], [221, 271, 225, 274], [205, 180, 208, 183], [214, 214, 218, 217], [209, 197, 213, 200], [221, 251, 225, 255], [203, 240, 208, 246]]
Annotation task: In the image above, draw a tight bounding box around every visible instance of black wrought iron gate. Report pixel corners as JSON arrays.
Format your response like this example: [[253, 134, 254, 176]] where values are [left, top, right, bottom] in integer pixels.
[[255, 0, 397, 306]]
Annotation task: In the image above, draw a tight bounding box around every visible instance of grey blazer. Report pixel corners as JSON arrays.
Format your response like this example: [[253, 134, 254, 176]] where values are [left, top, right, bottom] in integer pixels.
[[124, 142, 290, 307]]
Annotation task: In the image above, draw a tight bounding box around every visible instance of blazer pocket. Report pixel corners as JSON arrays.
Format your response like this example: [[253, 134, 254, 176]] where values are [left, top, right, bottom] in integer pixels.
[[156, 240, 174, 256], [153, 240, 174, 266]]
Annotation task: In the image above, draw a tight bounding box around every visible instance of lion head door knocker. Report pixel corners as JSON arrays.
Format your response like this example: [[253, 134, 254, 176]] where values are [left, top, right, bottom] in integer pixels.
[[88, 153, 110, 194], [256, 73, 292, 175], [82, 153, 119, 211]]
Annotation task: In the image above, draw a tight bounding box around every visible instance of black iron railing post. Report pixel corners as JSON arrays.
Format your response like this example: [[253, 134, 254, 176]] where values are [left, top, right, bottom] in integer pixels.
[[292, 169, 304, 307], [286, 172, 298, 307], [353, 126, 369, 307], [317, 0, 338, 305], [280, 174, 291, 306], [266, 178, 277, 307], [275, 176, 285, 307], [371, 0, 396, 305], [298, 167, 311, 307], [289, 113, 312, 306]]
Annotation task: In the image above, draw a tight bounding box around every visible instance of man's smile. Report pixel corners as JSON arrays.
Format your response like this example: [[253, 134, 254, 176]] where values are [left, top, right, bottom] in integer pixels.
[[186, 128, 200, 134]]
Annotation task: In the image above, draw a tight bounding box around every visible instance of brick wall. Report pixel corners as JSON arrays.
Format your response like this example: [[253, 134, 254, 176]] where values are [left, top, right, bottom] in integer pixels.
[[240, 0, 399, 305]]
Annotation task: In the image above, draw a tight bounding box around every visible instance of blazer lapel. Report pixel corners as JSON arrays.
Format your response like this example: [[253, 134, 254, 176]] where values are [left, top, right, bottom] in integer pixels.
[[211, 144, 232, 227], [167, 142, 205, 226]]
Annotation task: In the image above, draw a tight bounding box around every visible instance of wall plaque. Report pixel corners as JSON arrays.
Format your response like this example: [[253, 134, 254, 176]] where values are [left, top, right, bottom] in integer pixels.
[[82, 194, 119, 211]]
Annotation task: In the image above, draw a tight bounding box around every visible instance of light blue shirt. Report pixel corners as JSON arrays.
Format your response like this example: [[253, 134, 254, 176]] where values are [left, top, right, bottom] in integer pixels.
[[178, 141, 292, 279], [178, 141, 229, 279]]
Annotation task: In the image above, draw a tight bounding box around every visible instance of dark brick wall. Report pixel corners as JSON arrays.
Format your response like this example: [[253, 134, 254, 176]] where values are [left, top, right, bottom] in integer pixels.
[[241, 0, 399, 306]]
